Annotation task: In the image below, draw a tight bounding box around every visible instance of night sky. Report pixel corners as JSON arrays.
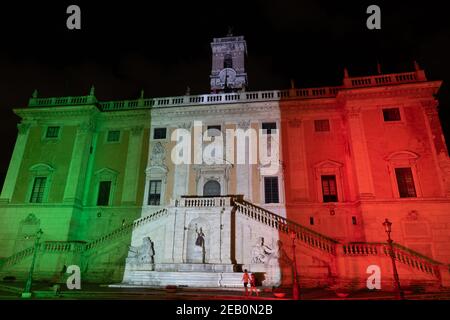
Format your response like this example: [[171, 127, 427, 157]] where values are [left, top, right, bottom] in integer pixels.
[[1, 1, 449, 186]]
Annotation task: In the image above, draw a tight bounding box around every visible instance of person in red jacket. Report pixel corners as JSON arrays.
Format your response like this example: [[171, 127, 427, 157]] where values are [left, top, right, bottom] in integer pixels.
[[242, 269, 250, 296], [250, 273, 259, 297]]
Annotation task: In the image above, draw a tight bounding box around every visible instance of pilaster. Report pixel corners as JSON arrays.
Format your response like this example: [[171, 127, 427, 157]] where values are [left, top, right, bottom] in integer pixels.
[[0, 122, 31, 203], [345, 105, 375, 199], [63, 121, 95, 205], [121, 126, 144, 205]]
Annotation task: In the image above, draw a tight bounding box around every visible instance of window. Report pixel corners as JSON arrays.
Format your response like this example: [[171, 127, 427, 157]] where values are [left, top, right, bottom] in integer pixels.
[[321, 175, 338, 202], [153, 128, 167, 140], [148, 180, 162, 205], [224, 54, 233, 68], [46, 126, 60, 138], [264, 177, 279, 204], [262, 122, 277, 135], [314, 119, 330, 132], [206, 125, 221, 137], [107, 130, 120, 142], [309, 217, 315, 225], [383, 108, 401, 122], [30, 177, 47, 203], [395, 168, 417, 198], [97, 181, 112, 206], [352, 216, 357, 225]]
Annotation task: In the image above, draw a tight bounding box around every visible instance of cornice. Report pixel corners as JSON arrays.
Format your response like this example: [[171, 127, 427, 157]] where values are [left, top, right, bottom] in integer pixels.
[[337, 81, 441, 101], [151, 101, 280, 118], [14, 104, 99, 120]]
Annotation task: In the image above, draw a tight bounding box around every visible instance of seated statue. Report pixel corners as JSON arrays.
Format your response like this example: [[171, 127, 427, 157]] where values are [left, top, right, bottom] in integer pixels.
[[251, 237, 275, 264], [127, 237, 155, 266]]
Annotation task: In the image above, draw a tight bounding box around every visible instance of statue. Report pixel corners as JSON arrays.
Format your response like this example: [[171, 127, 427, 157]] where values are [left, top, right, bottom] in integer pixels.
[[195, 226, 206, 263], [251, 237, 275, 264], [127, 237, 155, 267]]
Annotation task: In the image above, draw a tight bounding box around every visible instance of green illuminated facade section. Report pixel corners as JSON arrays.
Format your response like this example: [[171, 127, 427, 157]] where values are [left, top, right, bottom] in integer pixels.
[[0, 89, 150, 282]]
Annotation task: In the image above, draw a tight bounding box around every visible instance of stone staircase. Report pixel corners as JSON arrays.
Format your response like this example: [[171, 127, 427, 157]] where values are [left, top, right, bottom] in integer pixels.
[[1, 197, 449, 289], [235, 200, 444, 281]]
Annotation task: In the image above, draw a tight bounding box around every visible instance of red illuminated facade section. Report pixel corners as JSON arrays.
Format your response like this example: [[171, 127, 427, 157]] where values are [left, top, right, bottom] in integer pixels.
[[279, 67, 450, 289]]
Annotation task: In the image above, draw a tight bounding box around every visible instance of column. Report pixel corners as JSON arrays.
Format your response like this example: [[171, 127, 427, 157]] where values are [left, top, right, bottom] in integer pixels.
[[63, 121, 94, 205], [121, 126, 144, 205], [0, 123, 31, 203]]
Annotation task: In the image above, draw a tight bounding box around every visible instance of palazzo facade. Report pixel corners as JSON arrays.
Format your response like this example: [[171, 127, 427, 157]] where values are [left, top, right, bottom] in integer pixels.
[[1, 34, 450, 290]]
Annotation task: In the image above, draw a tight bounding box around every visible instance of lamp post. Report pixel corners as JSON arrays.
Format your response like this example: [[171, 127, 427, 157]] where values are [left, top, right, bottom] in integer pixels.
[[21, 228, 43, 299], [290, 230, 300, 300], [382, 219, 405, 300]]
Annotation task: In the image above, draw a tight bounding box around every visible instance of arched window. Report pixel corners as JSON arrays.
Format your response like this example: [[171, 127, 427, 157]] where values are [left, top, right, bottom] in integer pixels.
[[203, 180, 221, 196]]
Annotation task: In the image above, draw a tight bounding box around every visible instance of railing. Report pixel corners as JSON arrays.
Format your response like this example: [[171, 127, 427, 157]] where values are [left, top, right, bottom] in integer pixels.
[[97, 87, 342, 111], [0, 246, 35, 269], [2, 195, 444, 281], [84, 207, 168, 251], [235, 200, 338, 255], [347, 71, 420, 88], [26, 70, 427, 111], [236, 200, 443, 278], [28, 95, 97, 107], [0, 241, 86, 270], [177, 196, 238, 208], [43, 241, 86, 253], [341, 242, 441, 278]]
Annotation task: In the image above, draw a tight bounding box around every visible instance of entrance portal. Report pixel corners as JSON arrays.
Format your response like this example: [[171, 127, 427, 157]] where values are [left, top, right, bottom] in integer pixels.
[[203, 180, 221, 196]]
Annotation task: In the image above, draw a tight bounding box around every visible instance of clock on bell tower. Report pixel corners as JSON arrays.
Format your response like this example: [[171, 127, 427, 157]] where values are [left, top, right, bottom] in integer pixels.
[[210, 32, 248, 93]]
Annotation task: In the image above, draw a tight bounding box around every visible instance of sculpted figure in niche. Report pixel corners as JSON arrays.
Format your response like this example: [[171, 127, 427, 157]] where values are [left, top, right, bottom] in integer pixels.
[[195, 226, 206, 263], [127, 237, 155, 266]]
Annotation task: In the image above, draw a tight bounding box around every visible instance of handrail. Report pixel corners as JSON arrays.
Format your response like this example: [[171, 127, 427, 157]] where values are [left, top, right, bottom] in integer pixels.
[[235, 200, 444, 278], [341, 242, 442, 277], [0, 241, 86, 270], [84, 208, 168, 251], [1, 208, 170, 269], [0, 246, 35, 269], [2, 196, 445, 281], [235, 200, 338, 255]]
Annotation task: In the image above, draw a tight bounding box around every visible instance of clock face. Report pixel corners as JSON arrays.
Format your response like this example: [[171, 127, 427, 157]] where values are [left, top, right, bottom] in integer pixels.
[[219, 68, 237, 84]]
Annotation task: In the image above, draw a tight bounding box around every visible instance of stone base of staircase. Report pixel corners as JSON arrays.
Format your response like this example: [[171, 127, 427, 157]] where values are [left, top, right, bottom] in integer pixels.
[[154, 263, 237, 273], [114, 270, 244, 288]]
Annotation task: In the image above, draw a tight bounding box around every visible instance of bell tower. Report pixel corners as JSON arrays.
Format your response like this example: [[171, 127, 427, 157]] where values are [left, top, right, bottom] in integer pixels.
[[210, 31, 248, 93]]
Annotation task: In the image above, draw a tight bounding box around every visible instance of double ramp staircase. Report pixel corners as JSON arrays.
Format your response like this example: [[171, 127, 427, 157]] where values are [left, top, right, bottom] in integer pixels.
[[0, 196, 448, 290]]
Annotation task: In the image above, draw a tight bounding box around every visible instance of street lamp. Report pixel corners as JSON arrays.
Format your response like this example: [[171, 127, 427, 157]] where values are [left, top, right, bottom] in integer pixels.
[[21, 228, 43, 299], [290, 230, 300, 300], [382, 219, 405, 300]]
